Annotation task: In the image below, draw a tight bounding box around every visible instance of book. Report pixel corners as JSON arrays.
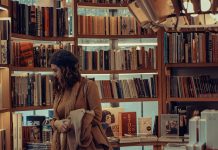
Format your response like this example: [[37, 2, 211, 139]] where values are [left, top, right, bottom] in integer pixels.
[[161, 114, 179, 137], [101, 107, 124, 137], [118, 112, 137, 136], [138, 117, 152, 135]]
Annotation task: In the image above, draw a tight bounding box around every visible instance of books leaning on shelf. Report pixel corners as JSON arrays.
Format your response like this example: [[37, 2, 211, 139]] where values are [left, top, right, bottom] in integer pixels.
[[0, 129, 6, 150], [11, 74, 54, 107], [138, 117, 152, 135], [95, 76, 158, 99], [75, 46, 157, 71]]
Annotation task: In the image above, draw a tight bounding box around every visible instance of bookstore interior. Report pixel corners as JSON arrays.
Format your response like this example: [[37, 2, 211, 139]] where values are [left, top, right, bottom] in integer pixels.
[[0, 0, 218, 150]]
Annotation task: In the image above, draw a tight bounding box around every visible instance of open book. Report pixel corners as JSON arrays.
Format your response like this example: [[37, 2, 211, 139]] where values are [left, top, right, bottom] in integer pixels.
[[128, 0, 174, 27]]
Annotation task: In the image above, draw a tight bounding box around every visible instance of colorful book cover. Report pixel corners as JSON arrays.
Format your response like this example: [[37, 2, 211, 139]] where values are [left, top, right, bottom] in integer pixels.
[[161, 114, 179, 137]]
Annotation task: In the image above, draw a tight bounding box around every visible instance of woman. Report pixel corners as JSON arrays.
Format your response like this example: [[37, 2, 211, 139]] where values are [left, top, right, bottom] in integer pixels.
[[50, 50, 111, 150]]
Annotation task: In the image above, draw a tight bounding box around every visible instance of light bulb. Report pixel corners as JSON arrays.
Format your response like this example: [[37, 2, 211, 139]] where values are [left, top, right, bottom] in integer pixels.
[[200, 0, 211, 12]]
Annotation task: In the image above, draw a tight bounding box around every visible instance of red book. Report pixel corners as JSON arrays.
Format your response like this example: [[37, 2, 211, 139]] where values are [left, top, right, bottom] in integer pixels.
[[118, 112, 137, 136]]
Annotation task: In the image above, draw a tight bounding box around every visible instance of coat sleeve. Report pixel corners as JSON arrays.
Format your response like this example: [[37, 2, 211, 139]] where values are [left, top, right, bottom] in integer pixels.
[[86, 80, 102, 123]]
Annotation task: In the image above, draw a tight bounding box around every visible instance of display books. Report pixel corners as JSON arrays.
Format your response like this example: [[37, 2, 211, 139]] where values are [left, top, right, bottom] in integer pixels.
[[161, 114, 179, 137], [138, 117, 152, 135], [0, 129, 6, 150], [101, 107, 124, 137], [118, 112, 137, 136]]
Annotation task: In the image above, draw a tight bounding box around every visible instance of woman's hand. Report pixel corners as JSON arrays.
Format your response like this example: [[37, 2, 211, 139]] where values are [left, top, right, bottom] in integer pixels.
[[54, 119, 71, 133]]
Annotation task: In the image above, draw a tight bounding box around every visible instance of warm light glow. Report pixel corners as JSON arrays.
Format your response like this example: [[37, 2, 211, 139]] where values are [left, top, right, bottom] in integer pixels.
[[200, 0, 211, 12], [78, 43, 158, 47], [183, 1, 194, 13]]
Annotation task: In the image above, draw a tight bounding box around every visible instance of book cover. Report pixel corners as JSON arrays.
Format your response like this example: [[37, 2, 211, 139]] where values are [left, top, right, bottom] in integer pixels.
[[118, 112, 137, 136], [161, 114, 179, 137], [138, 117, 152, 135], [101, 107, 124, 137]]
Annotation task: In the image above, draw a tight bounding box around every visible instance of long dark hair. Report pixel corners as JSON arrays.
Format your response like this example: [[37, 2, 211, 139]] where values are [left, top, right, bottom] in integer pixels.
[[50, 50, 81, 95]]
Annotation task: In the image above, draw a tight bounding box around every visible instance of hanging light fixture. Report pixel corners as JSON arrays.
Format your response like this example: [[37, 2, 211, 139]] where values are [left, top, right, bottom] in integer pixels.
[[200, 0, 211, 12]]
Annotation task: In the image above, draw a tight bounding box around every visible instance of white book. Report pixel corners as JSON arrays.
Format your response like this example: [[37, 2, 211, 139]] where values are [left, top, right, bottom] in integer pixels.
[[138, 117, 152, 135], [12, 113, 18, 150]]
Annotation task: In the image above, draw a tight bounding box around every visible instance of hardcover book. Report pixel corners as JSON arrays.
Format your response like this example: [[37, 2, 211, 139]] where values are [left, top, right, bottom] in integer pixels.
[[161, 114, 179, 137]]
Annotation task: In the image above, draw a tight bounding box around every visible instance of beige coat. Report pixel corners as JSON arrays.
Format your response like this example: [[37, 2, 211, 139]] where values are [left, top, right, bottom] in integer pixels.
[[52, 78, 111, 150]]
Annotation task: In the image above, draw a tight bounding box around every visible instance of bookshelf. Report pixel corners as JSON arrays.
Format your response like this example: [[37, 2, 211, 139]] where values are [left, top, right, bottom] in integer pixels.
[[0, 0, 164, 150]]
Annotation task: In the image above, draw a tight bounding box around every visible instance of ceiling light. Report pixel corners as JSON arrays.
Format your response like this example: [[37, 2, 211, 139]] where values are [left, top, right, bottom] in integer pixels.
[[200, 0, 211, 12]]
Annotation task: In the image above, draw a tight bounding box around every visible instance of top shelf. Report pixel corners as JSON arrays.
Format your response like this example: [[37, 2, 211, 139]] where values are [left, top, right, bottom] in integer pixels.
[[11, 33, 74, 42], [166, 63, 218, 69], [77, 2, 129, 9]]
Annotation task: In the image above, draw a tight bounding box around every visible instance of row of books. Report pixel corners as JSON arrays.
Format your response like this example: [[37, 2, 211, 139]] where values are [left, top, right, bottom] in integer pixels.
[[78, 15, 153, 35], [0, 129, 6, 150], [96, 77, 158, 99], [11, 1, 70, 37], [168, 75, 218, 98], [0, 20, 9, 64], [12, 42, 73, 67], [11, 74, 54, 107], [75, 47, 157, 71], [164, 32, 218, 64], [77, 0, 134, 4]]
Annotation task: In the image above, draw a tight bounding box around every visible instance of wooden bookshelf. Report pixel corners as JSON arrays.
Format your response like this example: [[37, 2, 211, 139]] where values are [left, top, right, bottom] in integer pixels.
[[10, 67, 52, 72], [166, 63, 218, 68], [81, 69, 158, 74], [111, 141, 161, 148], [0, 108, 9, 113], [77, 2, 128, 9], [167, 97, 218, 102], [12, 106, 53, 112], [101, 98, 158, 103], [77, 35, 157, 39], [11, 33, 74, 41]]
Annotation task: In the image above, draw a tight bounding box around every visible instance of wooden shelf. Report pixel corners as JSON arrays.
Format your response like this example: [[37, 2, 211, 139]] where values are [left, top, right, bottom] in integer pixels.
[[77, 35, 156, 39], [0, 64, 9, 68], [0, 4, 8, 10], [167, 97, 218, 102], [77, 2, 128, 8], [166, 63, 218, 68], [82, 69, 158, 74], [0, 108, 9, 113], [111, 141, 160, 147], [12, 105, 53, 111], [11, 33, 74, 41], [101, 98, 158, 103], [10, 67, 52, 72]]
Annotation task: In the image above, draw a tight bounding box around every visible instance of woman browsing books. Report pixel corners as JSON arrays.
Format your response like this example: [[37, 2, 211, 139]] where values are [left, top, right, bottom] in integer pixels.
[[49, 50, 111, 150]]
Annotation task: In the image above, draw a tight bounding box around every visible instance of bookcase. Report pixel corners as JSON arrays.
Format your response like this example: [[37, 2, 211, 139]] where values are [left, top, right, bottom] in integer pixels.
[[161, 30, 218, 138], [0, 0, 203, 150]]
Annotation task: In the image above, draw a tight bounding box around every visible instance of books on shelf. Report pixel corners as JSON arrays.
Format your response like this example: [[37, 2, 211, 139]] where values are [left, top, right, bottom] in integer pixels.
[[164, 32, 218, 64], [95, 76, 158, 99], [12, 113, 22, 150], [0, 129, 6, 150], [12, 42, 73, 67], [10, 1, 70, 37], [78, 15, 153, 36], [168, 75, 218, 98], [75, 46, 157, 71], [11, 74, 54, 107]]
